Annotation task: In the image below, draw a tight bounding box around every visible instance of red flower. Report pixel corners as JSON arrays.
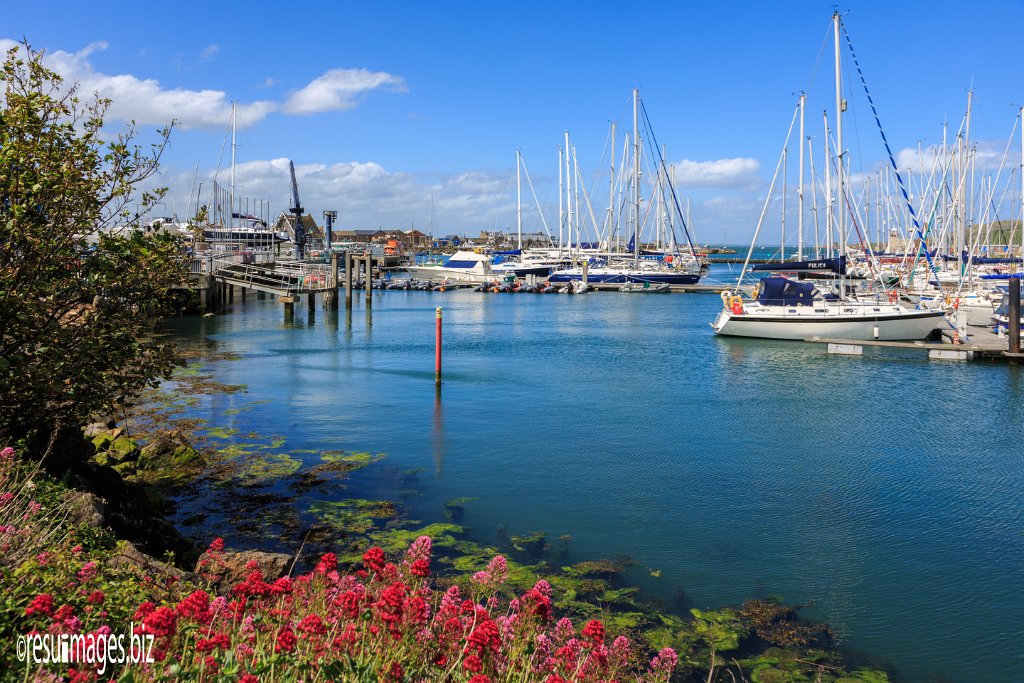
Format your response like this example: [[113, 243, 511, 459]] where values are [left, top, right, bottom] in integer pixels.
[[141, 606, 178, 639], [582, 619, 605, 646], [203, 655, 220, 674], [232, 571, 271, 598], [362, 546, 386, 574], [274, 627, 297, 654], [238, 675, 259, 683], [335, 589, 366, 618], [87, 590, 105, 605], [133, 601, 156, 621], [195, 632, 231, 652], [177, 590, 212, 623], [297, 613, 326, 637], [463, 654, 483, 673], [521, 587, 552, 622], [405, 595, 430, 625], [410, 557, 431, 577], [467, 619, 501, 656], [25, 593, 54, 617], [270, 577, 293, 596], [316, 552, 337, 573], [53, 604, 74, 622], [374, 582, 407, 624], [208, 537, 225, 552], [468, 676, 492, 683]]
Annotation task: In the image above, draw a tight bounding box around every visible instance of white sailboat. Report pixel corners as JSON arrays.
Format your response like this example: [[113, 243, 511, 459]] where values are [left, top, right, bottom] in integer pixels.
[[712, 12, 945, 341], [549, 89, 705, 287]]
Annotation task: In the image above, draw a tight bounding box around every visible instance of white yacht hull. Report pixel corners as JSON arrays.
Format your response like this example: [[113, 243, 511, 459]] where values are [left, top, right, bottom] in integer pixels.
[[711, 304, 945, 341], [404, 265, 493, 283]]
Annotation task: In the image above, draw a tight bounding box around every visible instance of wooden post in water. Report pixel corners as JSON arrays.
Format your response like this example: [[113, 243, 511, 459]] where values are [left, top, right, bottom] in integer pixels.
[[435, 307, 442, 386], [344, 251, 353, 307], [1010, 276, 1021, 354], [365, 254, 373, 303], [329, 252, 339, 310], [582, 260, 589, 287]]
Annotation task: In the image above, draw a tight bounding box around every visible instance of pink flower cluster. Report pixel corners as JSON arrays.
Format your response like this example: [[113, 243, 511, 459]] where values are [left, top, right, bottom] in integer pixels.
[[18, 535, 677, 681]]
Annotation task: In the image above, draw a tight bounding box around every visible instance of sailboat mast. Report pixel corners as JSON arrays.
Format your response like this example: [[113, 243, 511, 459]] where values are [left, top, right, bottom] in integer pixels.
[[781, 146, 787, 262], [1020, 106, 1023, 263], [608, 121, 616, 249], [229, 103, 237, 229], [798, 93, 806, 259], [516, 149, 522, 250], [833, 11, 846, 294], [558, 146, 564, 258], [633, 88, 641, 265], [565, 131, 572, 256], [823, 110, 833, 259]]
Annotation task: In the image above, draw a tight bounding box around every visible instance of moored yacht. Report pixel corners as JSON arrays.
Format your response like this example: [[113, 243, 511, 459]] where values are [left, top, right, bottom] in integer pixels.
[[711, 277, 946, 340], [405, 250, 494, 283]]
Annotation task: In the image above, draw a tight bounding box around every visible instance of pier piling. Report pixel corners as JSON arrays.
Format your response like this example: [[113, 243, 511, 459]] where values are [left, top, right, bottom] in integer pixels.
[[344, 251, 353, 307], [365, 255, 372, 303], [435, 307, 442, 386], [1011, 277, 1021, 355], [328, 253, 339, 310]]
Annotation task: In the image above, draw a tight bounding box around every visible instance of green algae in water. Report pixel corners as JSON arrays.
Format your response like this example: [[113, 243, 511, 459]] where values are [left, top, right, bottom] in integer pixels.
[[206, 427, 240, 439], [216, 444, 261, 458], [320, 450, 385, 467], [234, 452, 302, 480], [309, 499, 397, 534]]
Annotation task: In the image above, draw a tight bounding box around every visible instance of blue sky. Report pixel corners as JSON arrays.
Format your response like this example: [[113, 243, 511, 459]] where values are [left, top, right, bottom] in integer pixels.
[[4, 0, 1023, 244]]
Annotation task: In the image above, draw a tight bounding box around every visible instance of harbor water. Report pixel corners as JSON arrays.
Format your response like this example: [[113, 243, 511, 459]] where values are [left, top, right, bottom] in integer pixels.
[[163, 265, 1023, 682]]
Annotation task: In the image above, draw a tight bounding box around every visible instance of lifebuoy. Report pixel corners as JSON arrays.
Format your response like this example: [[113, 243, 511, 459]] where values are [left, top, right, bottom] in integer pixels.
[[720, 290, 731, 309]]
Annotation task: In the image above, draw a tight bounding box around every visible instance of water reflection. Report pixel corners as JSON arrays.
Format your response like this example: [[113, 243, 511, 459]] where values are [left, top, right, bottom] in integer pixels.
[[432, 385, 444, 475]]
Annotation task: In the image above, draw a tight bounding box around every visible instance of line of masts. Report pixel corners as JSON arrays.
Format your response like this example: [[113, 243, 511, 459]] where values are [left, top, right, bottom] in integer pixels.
[[738, 11, 1024, 284]]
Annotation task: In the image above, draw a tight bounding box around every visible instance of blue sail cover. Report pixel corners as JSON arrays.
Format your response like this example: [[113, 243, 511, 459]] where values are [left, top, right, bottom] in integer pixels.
[[941, 251, 1022, 265], [751, 255, 846, 274], [756, 276, 818, 306]]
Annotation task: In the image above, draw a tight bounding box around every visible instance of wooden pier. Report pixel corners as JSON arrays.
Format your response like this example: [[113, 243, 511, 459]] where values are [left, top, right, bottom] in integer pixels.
[[805, 331, 1022, 362], [184, 250, 388, 316]]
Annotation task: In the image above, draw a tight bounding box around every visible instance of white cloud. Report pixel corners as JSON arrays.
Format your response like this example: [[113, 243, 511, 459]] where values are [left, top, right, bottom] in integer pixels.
[[200, 44, 219, 61], [1, 38, 404, 131], [282, 68, 406, 115], [672, 157, 761, 189], [151, 159, 521, 234], [895, 141, 1018, 175]]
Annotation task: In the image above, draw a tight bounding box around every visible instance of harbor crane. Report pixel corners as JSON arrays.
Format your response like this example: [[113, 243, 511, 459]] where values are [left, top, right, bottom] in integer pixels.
[[288, 160, 305, 259]]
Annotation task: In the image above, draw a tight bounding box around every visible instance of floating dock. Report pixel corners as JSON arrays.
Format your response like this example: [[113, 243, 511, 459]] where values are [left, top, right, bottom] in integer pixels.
[[805, 331, 1022, 362]]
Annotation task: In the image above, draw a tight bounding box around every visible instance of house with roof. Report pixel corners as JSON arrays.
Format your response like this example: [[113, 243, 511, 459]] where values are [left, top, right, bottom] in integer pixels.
[[273, 213, 325, 250]]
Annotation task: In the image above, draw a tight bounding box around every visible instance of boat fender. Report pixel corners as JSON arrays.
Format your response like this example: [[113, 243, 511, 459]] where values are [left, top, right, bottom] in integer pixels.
[[953, 297, 960, 310], [889, 290, 899, 303], [729, 296, 744, 315], [720, 290, 731, 309]]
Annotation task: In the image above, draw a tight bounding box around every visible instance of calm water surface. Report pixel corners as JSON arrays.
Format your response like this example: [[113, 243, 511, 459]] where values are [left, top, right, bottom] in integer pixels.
[[165, 269, 1023, 682]]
